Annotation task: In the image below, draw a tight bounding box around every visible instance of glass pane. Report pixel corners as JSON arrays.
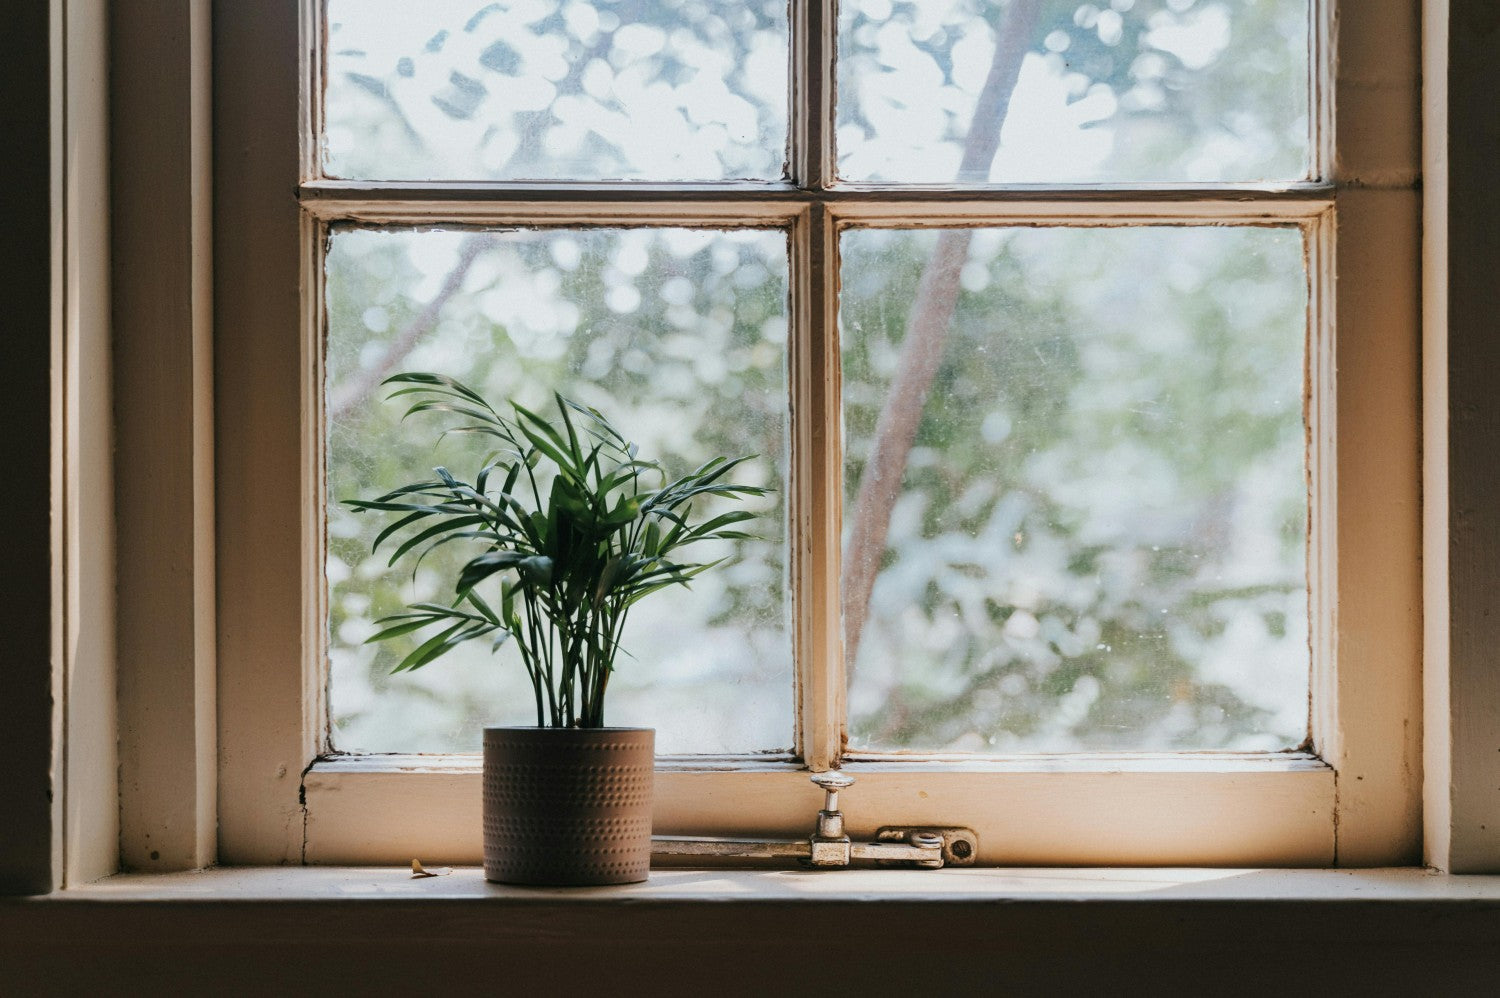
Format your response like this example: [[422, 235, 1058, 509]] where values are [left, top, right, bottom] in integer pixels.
[[837, 0, 1310, 183], [326, 227, 791, 754], [323, 0, 789, 181], [841, 226, 1308, 752]]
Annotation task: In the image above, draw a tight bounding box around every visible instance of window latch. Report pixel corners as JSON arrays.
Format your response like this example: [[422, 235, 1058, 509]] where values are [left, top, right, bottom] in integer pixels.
[[651, 772, 978, 869]]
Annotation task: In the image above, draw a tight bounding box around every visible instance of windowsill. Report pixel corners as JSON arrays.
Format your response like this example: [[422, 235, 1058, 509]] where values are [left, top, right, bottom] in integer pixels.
[[8, 867, 1500, 990], [25, 864, 1500, 904]]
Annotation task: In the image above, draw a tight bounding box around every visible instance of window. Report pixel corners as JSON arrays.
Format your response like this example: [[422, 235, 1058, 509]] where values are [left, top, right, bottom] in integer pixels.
[[213, 0, 1421, 866]]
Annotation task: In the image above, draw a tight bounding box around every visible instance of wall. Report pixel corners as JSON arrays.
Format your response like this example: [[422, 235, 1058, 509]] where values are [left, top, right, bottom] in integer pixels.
[[0, 0, 61, 898]]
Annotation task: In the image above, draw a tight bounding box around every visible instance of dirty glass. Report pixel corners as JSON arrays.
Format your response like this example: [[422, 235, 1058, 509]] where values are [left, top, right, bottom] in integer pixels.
[[323, 0, 789, 181], [325, 227, 792, 753], [841, 225, 1309, 752], [837, 0, 1311, 183]]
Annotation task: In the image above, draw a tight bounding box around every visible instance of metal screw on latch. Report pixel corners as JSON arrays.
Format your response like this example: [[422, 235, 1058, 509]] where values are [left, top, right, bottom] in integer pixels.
[[909, 831, 944, 868]]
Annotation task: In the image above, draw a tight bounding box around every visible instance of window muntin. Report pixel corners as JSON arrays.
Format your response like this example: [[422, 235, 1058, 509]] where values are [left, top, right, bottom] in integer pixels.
[[322, 0, 791, 181], [840, 223, 1309, 753], [325, 225, 794, 754]]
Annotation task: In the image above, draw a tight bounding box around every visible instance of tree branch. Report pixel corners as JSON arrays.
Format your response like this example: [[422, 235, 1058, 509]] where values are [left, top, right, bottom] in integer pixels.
[[329, 233, 497, 422], [842, 0, 1042, 674]]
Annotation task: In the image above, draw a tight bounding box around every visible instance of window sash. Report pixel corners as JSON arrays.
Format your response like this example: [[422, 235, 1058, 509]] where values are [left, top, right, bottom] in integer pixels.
[[299, 197, 1339, 864]]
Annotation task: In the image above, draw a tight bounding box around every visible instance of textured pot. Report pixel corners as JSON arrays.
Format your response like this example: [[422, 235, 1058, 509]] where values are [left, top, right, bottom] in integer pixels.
[[482, 726, 655, 885]]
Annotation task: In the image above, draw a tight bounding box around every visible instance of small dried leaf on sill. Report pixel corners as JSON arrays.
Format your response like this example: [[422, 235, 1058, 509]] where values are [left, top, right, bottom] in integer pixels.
[[410, 859, 452, 878]]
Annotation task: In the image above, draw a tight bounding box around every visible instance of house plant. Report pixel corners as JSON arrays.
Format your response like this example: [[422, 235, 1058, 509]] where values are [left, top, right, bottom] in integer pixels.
[[344, 372, 769, 884]]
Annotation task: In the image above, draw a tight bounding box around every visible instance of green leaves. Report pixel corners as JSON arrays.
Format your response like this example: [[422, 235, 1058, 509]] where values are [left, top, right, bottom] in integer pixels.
[[456, 550, 553, 594], [341, 373, 770, 728], [367, 599, 504, 674]]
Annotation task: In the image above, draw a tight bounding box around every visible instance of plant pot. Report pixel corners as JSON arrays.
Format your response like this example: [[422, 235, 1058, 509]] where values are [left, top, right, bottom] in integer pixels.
[[482, 726, 655, 886]]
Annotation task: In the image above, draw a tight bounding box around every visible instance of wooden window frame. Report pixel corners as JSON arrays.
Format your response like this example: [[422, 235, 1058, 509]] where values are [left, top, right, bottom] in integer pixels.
[[207, 0, 1422, 867]]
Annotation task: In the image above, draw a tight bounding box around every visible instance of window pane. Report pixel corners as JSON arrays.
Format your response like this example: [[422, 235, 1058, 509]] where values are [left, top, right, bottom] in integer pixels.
[[326, 227, 791, 754], [837, 0, 1310, 183], [841, 226, 1308, 752], [323, 0, 789, 181]]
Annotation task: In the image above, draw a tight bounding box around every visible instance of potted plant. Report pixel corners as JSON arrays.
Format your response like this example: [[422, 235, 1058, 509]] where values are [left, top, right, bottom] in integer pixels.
[[344, 372, 769, 885]]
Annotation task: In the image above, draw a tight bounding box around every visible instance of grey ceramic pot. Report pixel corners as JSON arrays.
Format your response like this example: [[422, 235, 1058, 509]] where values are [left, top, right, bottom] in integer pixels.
[[482, 726, 655, 886]]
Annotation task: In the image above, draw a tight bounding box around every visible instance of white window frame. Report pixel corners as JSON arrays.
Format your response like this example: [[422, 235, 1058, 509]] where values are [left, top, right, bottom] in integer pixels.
[[206, 0, 1423, 867]]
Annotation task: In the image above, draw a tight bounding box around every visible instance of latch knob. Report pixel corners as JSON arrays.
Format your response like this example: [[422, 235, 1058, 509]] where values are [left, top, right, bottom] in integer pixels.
[[808, 771, 854, 863], [810, 770, 854, 811], [810, 771, 854, 841]]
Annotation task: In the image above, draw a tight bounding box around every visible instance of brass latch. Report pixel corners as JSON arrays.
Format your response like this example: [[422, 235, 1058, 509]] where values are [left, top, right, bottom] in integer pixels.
[[651, 772, 978, 869]]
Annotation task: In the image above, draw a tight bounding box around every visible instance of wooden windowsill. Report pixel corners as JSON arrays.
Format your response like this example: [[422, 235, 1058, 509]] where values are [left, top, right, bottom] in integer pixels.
[[26, 864, 1500, 904], [7, 867, 1500, 992]]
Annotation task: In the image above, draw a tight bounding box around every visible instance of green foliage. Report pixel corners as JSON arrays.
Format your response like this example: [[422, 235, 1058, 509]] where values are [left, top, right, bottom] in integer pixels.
[[344, 372, 770, 728]]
